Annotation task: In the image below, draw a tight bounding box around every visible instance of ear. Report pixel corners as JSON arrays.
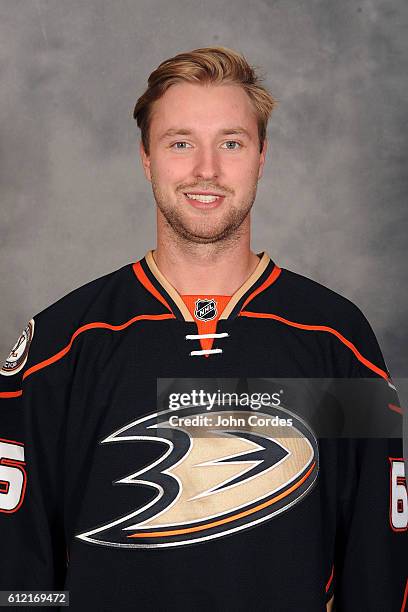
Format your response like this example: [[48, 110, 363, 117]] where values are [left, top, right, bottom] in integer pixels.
[[258, 137, 268, 180], [139, 140, 152, 182]]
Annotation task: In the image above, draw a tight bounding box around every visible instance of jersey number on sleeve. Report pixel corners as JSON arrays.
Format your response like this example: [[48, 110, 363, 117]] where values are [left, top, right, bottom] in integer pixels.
[[389, 458, 408, 531], [0, 438, 27, 513]]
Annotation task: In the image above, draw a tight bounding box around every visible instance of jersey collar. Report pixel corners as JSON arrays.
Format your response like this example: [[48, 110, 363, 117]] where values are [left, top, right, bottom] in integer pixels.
[[133, 250, 281, 322]]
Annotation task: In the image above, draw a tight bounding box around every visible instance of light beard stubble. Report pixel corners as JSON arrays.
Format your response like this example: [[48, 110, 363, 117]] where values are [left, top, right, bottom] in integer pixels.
[[151, 180, 258, 245]]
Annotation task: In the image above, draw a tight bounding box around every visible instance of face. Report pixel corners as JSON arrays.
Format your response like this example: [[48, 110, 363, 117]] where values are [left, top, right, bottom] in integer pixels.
[[140, 82, 268, 244]]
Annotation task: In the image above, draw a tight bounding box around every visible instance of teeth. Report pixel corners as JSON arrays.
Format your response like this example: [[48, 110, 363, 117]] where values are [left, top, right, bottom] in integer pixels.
[[185, 193, 221, 203]]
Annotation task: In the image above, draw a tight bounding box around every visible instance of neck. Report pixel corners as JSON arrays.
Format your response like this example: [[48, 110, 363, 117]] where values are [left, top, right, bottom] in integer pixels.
[[153, 217, 259, 295]]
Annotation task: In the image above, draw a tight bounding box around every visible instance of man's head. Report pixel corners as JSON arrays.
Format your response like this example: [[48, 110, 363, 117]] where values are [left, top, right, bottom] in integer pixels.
[[133, 47, 277, 245]]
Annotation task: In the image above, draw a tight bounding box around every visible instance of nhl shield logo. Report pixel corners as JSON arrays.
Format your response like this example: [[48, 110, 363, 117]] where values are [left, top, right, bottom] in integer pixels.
[[194, 299, 217, 321]]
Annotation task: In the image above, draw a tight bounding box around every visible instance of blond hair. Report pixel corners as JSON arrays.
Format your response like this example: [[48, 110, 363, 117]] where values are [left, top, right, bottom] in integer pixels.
[[133, 46, 277, 155]]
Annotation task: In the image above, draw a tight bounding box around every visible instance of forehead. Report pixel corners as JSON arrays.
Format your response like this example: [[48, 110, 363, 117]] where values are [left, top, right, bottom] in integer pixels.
[[149, 82, 258, 137]]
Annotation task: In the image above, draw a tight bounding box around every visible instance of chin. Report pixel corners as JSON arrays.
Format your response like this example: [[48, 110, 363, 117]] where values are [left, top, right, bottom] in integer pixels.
[[177, 225, 238, 244]]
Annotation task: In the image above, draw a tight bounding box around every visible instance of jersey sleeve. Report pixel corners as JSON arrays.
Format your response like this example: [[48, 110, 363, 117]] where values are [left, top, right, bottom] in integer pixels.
[[331, 310, 407, 611], [0, 318, 68, 590]]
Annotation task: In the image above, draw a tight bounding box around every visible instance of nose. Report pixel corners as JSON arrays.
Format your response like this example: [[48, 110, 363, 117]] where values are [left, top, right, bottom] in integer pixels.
[[192, 146, 220, 181]]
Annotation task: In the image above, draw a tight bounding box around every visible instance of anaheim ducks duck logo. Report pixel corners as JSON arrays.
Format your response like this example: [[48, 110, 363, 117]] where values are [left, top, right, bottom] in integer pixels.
[[76, 402, 319, 549], [194, 298, 217, 321], [1, 319, 35, 376]]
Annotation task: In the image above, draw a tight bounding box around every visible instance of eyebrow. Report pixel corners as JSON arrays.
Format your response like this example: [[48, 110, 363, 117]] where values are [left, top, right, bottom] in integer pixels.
[[158, 127, 252, 141]]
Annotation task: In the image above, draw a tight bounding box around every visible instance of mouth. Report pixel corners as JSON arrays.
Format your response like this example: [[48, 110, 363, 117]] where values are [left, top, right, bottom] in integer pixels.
[[183, 192, 225, 209]]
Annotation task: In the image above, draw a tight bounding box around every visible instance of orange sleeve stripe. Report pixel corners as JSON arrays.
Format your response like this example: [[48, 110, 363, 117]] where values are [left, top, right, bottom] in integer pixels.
[[19, 312, 175, 382], [240, 265, 282, 311], [239, 310, 389, 381], [325, 565, 334, 592], [132, 261, 174, 314], [0, 390, 23, 399], [389, 403, 404, 415], [401, 578, 408, 612]]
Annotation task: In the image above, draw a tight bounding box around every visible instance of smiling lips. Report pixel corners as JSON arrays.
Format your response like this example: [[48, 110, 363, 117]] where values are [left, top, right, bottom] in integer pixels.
[[183, 191, 226, 205]]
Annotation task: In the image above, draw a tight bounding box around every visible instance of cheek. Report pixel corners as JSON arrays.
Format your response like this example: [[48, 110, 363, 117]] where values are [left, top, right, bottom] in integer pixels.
[[153, 158, 189, 184], [227, 163, 257, 188]]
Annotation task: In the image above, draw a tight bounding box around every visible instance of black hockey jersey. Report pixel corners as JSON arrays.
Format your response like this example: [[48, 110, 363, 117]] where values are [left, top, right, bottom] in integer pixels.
[[0, 250, 406, 611]]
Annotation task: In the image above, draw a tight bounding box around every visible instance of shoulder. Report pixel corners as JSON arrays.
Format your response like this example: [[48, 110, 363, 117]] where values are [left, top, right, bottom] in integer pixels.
[[1, 263, 136, 390], [276, 267, 368, 332], [37, 263, 134, 323], [254, 265, 389, 377], [31, 263, 136, 348]]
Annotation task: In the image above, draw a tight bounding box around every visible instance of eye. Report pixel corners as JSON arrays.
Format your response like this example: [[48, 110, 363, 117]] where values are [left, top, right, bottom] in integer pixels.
[[170, 141, 192, 150], [221, 141, 242, 150]]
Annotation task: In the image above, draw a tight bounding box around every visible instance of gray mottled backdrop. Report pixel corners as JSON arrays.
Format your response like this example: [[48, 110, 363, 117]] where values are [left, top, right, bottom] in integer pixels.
[[1, 1, 407, 449]]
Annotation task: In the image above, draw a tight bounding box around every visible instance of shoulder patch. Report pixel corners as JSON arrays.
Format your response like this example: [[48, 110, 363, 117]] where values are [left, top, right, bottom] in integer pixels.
[[1, 319, 35, 377]]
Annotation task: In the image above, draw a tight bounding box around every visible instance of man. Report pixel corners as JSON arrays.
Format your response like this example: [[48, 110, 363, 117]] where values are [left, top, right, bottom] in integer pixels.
[[0, 47, 406, 611]]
